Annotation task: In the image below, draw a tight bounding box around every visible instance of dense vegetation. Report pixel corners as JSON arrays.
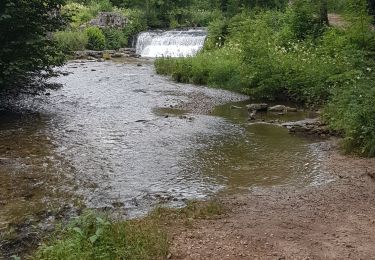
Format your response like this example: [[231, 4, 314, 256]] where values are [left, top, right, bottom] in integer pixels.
[[0, 0, 66, 94], [155, 0, 375, 156]]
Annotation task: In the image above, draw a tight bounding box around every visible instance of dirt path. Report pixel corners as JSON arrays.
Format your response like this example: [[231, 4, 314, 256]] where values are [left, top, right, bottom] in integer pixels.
[[168, 141, 375, 259], [328, 13, 347, 28]]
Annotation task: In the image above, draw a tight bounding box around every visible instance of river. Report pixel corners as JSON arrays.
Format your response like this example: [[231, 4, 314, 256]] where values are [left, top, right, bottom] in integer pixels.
[[0, 58, 329, 237]]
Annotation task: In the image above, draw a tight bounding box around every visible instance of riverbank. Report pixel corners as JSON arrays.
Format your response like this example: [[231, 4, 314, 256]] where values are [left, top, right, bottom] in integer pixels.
[[165, 140, 375, 259]]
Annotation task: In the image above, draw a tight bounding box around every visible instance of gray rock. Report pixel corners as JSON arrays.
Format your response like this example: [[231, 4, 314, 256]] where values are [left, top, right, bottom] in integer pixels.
[[269, 105, 298, 112], [118, 48, 136, 53], [86, 50, 103, 58], [89, 12, 128, 29], [246, 103, 268, 111], [104, 50, 116, 54], [248, 110, 257, 120], [286, 106, 297, 112], [269, 105, 286, 112], [111, 52, 124, 58]]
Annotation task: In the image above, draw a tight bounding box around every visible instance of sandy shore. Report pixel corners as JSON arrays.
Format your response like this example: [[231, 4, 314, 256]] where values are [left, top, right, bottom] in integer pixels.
[[168, 141, 375, 259]]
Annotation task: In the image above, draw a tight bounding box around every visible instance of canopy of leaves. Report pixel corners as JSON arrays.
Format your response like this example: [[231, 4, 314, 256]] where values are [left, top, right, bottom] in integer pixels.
[[0, 0, 66, 95]]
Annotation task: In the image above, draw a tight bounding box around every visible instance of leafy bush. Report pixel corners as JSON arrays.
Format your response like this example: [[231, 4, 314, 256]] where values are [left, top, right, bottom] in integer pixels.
[[189, 9, 223, 27], [102, 28, 126, 49], [85, 26, 106, 50], [119, 8, 147, 45], [285, 0, 325, 40], [62, 2, 94, 28], [325, 77, 375, 156], [35, 211, 168, 260], [54, 30, 88, 51], [203, 15, 228, 50]]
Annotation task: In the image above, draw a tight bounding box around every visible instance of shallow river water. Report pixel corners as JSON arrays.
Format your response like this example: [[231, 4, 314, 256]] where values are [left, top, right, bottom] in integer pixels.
[[0, 60, 327, 230]]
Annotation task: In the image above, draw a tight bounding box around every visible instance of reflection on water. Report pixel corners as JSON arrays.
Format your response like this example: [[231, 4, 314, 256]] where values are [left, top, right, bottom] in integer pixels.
[[207, 101, 325, 189], [0, 111, 76, 229], [0, 61, 327, 228]]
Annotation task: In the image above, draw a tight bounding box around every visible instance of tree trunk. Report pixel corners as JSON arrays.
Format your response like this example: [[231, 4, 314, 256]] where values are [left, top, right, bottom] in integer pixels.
[[319, 0, 329, 25]]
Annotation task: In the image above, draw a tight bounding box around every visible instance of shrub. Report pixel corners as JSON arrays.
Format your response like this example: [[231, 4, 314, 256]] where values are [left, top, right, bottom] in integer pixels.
[[119, 8, 147, 45], [102, 28, 126, 49], [87, 0, 113, 14], [54, 30, 88, 51], [324, 77, 375, 157], [203, 15, 228, 50], [62, 3, 94, 28], [188, 9, 223, 27], [286, 0, 325, 40], [85, 26, 106, 50]]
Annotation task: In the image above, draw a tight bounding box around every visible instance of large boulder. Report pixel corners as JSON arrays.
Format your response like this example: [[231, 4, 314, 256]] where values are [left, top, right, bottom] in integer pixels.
[[89, 12, 128, 29], [246, 103, 268, 111]]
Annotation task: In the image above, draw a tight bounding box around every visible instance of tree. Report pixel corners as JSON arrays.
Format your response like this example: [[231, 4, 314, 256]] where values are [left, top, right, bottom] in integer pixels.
[[319, 0, 329, 25], [369, 0, 375, 19], [0, 0, 66, 95]]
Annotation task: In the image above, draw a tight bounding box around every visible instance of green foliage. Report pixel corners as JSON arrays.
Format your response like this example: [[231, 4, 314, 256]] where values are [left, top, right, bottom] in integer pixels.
[[35, 211, 168, 260], [62, 2, 94, 28], [324, 76, 375, 156], [120, 8, 147, 44], [204, 14, 228, 50], [327, 0, 347, 13], [0, 0, 66, 95], [286, 0, 326, 40], [54, 30, 88, 51], [102, 28, 126, 49], [85, 27, 106, 50]]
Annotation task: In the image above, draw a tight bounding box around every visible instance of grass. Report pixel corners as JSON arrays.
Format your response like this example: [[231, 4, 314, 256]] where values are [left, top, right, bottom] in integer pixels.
[[34, 200, 225, 260]]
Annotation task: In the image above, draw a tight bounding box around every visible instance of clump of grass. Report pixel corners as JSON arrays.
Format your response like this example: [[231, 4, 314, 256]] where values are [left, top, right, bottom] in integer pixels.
[[34, 211, 168, 260], [34, 199, 224, 259]]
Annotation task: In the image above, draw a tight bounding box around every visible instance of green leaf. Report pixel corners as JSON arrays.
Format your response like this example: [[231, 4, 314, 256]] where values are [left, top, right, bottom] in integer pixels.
[[72, 227, 83, 236], [89, 234, 98, 244]]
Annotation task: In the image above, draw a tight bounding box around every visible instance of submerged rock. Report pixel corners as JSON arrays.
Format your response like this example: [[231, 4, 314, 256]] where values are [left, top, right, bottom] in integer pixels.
[[246, 103, 268, 111], [282, 119, 337, 138], [248, 110, 257, 121], [269, 105, 286, 112], [269, 105, 298, 112], [286, 107, 297, 112]]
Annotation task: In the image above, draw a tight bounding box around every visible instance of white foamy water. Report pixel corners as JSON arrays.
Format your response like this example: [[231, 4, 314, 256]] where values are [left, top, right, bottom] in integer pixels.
[[136, 29, 207, 58]]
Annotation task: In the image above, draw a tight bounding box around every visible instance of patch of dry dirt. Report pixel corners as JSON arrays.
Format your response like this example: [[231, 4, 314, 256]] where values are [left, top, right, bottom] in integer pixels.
[[168, 141, 375, 259]]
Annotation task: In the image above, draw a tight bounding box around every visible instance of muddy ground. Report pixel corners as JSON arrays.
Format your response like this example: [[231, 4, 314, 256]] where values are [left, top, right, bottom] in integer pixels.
[[168, 141, 375, 260]]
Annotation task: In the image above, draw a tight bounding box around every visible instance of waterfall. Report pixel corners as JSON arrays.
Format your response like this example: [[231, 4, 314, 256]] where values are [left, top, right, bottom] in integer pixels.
[[135, 29, 207, 58]]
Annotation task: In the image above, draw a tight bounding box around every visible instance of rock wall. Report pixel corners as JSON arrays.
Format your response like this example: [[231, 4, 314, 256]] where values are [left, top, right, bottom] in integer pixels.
[[89, 12, 128, 29]]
